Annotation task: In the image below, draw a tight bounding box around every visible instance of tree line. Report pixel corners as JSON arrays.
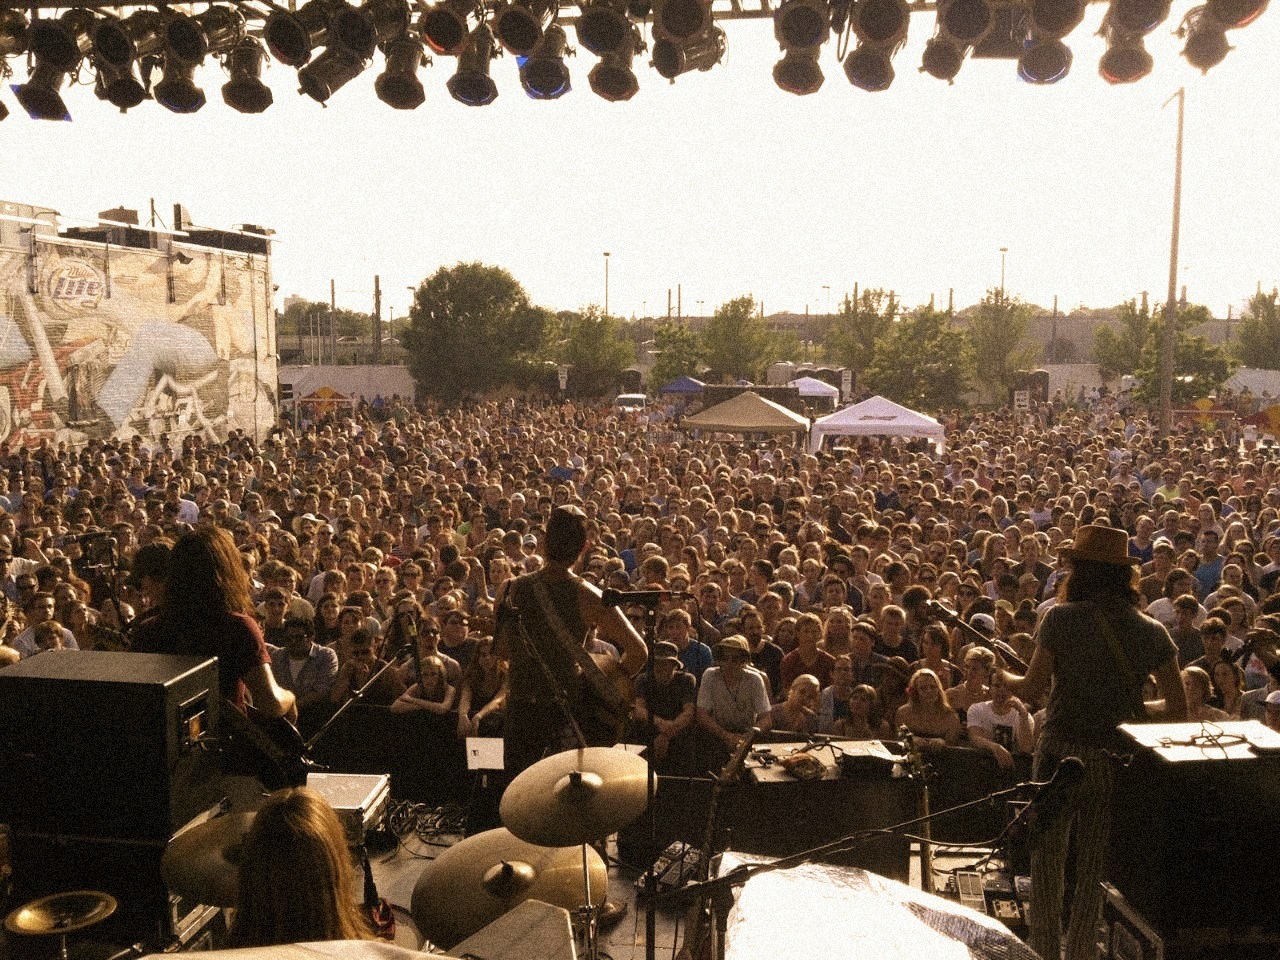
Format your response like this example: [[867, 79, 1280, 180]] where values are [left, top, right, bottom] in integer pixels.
[[378, 262, 1280, 407]]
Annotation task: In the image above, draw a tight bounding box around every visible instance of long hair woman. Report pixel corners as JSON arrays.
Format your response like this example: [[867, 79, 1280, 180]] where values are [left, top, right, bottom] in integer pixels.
[[229, 787, 374, 947], [1001, 524, 1186, 960], [131, 525, 294, 718]]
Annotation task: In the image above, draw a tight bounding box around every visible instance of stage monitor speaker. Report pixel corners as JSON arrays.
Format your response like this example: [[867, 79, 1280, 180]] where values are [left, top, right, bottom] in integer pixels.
[[0, 650, 222, 842], [1109, 721, 1280, 938]]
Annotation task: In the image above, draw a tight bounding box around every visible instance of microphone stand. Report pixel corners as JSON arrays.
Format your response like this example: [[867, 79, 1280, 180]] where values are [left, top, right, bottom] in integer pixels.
[[305, 646, 412, 754]]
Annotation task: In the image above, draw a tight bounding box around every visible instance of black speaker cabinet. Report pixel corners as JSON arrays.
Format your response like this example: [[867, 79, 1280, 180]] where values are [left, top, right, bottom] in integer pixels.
[[0, 650, 222, 842], [1109, 721, 1280, 938]]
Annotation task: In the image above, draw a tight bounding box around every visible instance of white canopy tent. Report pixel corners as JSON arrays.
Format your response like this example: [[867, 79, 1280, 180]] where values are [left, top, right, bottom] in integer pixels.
[[809, 395, 946, 454], [788, 376, 840, 398]]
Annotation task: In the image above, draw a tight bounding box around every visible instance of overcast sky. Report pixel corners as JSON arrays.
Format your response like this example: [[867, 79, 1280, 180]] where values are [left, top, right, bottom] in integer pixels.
[[4, 2, 1279, 323]]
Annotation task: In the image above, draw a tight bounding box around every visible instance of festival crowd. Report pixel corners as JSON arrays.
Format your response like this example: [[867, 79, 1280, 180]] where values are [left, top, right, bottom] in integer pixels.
[[2, 395, 1280, 772]]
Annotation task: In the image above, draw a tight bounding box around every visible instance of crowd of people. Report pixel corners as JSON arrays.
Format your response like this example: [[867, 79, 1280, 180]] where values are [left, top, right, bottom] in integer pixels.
[[5, 393, 1280, 954]]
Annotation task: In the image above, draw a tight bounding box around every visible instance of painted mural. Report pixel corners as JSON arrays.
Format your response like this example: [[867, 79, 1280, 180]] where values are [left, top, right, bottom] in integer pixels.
[[0, 236, 278, 448]]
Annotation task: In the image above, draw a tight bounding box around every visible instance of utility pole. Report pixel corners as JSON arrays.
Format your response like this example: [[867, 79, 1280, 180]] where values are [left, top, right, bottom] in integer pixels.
[[1159, 87, 1185, 438], [330, 278, 337, 366], [373, 275, 382, 363]]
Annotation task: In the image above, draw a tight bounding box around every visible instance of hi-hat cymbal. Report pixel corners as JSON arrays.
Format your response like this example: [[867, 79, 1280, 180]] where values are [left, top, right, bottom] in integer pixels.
[[5, 890, 118, 936], [161, 812, 256, 907], [500, 746, 648, 847], [411, 827, 605, 951]]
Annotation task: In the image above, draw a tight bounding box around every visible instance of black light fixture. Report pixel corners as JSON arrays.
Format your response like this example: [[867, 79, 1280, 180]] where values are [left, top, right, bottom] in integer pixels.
[[154, 7, 246, 114], [920, 35, 965, 81], [844, 0, 909, 91], [447, 22, 498, 105], [653, 0, 712, 43], [495, 0, 557, 55], [154, 59, 206, 112], [92, 10, 166, 110], [376, 34, 429, 107], [1179, 5, 1230, 69], [0, 8, 28, 57], [1028, 0, 1087, 37], [1098, 22, 1152, 82], [519, 23, 571, 98], [773, 0, 827, 94], [936, 0, 994, 44], [15, 11, 94, 120], [587, 24, 641, 99], [420, 0, 483, 55], [265, 0, 339, 67], [1017, 35, 1072, 81], [298, 0, 405, 103], [576, 0, 632, 56], [1206, 0, 1268, 26], [1107, 0, 1172, 33], [652, 23, 725, 80], [222, 37, 274, 112]]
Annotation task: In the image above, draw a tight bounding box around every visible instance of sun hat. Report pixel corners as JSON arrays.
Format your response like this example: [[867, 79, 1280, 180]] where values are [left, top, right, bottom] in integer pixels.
[[1060, 524, 1140, 566]]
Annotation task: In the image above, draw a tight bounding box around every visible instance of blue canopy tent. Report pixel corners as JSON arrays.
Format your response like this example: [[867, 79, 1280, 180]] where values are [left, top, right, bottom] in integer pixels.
[[659, 375, 706, 394]]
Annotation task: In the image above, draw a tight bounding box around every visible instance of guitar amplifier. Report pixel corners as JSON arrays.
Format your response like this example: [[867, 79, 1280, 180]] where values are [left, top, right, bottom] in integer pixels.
[[306, 772, 391, 847]]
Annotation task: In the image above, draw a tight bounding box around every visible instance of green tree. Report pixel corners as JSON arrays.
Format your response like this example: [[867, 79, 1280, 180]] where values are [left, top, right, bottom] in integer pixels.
[[1232, 289, 1280, 369], [1135, 303, 1235, 405], [967, 291, 1039, 398], [1092, 298, 1153, 381], [824, 288, 898, 377], [402, 262, 548, 401], [702, 295, 777, 382], [552, 307, 635, 398], [649, 320, 707, 389], [865, 304, 973, 411]]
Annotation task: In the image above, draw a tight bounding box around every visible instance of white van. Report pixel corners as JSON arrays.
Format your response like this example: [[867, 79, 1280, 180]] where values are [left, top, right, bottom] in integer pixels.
[[614, 393, 648, 413]]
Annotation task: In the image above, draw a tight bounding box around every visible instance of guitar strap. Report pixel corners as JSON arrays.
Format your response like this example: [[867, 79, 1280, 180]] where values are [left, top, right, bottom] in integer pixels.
[[1089, 604, 1146, 722], [529, 575, 629, 719]]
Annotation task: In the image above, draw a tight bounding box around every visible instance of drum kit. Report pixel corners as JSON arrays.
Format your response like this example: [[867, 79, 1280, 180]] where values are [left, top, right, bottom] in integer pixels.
[[5, 746, 648, 959]]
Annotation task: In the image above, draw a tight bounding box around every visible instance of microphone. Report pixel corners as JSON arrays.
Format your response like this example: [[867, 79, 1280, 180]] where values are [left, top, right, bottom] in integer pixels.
[[1003, 756, 1085, 843], [600, 588, 693, 607]]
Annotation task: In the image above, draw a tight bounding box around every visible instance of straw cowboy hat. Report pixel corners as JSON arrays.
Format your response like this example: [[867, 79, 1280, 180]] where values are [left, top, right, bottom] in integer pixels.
[[1060, 524, 1140, 566]]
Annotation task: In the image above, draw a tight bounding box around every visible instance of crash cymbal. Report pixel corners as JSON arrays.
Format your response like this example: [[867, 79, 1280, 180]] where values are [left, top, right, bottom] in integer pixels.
[[5, 890, 117, 936], [161, 812, 256, 907], [411, 827, 605, 950], [500, 746, 648, 847]]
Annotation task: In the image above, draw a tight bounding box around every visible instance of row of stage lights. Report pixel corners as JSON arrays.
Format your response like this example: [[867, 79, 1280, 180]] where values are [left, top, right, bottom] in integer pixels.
[[0, 0, 1268, 120]]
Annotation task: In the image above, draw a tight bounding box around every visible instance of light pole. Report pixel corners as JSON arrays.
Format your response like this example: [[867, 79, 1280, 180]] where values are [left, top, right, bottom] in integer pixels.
[[999, 247, 1008, 300], [603, 252, 610, 317], [696, 300, 704, 316], [822, 284, 831, 316]]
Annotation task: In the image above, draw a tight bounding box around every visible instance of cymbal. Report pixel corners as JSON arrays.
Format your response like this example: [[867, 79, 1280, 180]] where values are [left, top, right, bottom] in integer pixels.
[[161, 812, 256, 907], [411, 827, 605, 950], [500, 746, 648, 847], [5, 890, 118, 936]]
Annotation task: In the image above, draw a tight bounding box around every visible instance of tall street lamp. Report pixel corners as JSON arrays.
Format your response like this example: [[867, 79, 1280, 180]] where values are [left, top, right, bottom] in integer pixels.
[[822, 284, 831, 315], [999, 247, 1008, 300], [603, 252, 611, 317]]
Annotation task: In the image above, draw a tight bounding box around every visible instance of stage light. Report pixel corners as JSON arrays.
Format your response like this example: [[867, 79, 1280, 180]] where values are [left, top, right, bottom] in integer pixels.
[[1107, 0, 1171, 33], [339, 0, 412, 56], [1180, 6, 1230, 69], [298, 47, 367, 102], [447, 23, 498, 105], [0, 100, 7, 122], [936, 0, 993, 44], [15, 11, 94, 121], [376, 35, 428, 107], [1098, 19, 1152, 81], [776, 0, 830, 48], [652, 24, 725, 80], [1017, 35, 1071, 81], [420, 0, 483, 55], [653, 0, 713, 42], [845, 0, 909, 90], [587, 26, 641, 99], [518, 23, 571, 98], [1206, 0, 1268, 26], [920, 35, 965, 81], [576, 0, 631, 56], [265, 0, 339, 68], [495, 0, 556, 55], [222, 37, 274, 112], [773, 45, 824, 94], [92, 10, 165, 110], [0, 8, 28, 57], [154, 59, 205, 112], [166, 6, 245, 64], [1028, 0, 1086, 37]]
